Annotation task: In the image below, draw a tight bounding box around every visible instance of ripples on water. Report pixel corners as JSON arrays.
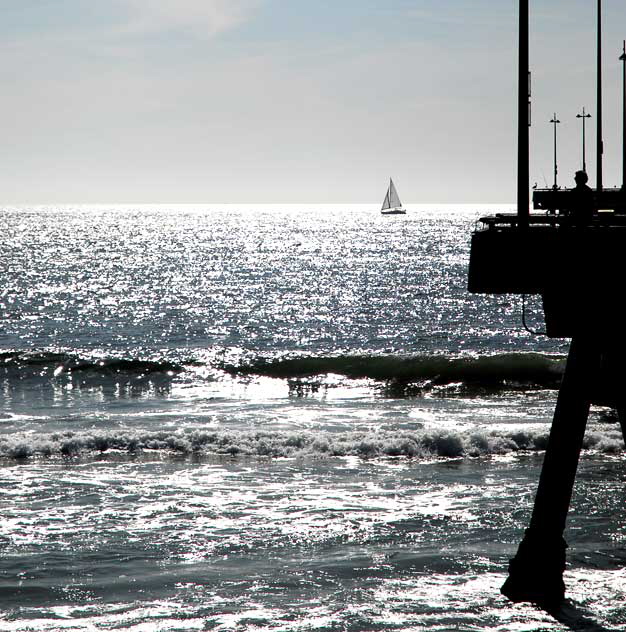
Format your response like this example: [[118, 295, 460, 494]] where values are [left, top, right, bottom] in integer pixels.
[[0, 204, 556, 356], [1, 205, 624, 630]]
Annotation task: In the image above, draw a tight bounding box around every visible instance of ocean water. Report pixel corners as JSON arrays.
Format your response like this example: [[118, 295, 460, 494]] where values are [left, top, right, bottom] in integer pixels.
[[1, 204, 625, 631]]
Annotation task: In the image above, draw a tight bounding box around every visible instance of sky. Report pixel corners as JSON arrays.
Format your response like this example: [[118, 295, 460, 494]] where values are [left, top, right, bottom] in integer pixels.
[[0, 0, 624, 204]]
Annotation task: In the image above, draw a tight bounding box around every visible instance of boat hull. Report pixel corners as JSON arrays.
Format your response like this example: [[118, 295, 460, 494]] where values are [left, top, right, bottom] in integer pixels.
[[381, 208, 406, 215]]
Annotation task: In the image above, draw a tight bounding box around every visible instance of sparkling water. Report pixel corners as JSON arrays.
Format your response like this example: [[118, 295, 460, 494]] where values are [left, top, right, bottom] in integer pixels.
[[1, 205, 625, 630]]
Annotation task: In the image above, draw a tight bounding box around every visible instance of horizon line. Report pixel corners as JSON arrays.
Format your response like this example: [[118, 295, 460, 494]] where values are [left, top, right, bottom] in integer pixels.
[[0, 201, 517, 207]]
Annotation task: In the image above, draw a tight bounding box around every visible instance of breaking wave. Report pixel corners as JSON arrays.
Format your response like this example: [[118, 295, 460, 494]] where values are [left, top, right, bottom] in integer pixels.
[[2, 350, 622, 405], [0, 351, 183, 378], [223, 352, 566, 389], [1, 350, 566, 389], [2, 425, 623, 461]]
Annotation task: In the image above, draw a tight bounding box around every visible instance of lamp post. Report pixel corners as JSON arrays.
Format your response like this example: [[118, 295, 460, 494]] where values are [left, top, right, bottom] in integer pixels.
[[576, 107, 592, 173], [620, 40, 626, 190], [550, 113, 561, 189]]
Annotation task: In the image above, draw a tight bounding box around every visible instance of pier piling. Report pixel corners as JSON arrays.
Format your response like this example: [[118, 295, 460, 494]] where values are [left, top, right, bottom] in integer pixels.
[[501, 337, 601, 605]]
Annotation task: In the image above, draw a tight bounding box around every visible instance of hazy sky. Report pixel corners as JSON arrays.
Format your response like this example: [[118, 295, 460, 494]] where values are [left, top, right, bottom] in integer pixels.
[[0, 0, 624, 203]]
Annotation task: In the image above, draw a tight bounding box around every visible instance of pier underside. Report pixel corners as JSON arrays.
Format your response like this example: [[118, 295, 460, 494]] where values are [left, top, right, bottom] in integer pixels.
[[468, 215, 626, 338], [470, 214, 626, 605]]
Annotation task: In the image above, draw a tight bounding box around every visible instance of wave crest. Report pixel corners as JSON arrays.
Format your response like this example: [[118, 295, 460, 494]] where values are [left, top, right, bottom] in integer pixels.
[[224, 352, 565, 388], [0, 351, 183, 377], [2, 426, 623, 461]]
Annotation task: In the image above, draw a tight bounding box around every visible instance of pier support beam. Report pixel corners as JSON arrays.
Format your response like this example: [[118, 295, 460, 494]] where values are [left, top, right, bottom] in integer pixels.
[[501, 337, 601, 606]]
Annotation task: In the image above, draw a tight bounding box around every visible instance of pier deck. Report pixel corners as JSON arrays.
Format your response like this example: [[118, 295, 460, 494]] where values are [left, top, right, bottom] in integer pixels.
[[468, 216, 626, 337]]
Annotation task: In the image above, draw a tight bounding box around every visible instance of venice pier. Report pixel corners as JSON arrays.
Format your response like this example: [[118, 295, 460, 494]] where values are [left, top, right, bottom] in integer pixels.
[[468, 0, 626, 606]]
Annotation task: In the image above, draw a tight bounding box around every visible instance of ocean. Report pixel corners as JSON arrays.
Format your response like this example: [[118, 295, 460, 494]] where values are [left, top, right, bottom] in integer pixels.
[[1, 204, 625, 631]]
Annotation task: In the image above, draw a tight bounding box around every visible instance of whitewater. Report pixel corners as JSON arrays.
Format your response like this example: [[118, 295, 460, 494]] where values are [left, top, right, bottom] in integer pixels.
[[1, 204, 625, 631]]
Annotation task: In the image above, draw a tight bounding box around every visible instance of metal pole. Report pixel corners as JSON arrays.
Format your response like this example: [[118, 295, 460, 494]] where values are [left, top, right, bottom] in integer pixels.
[[518, 0, 529, 228], [597, 0, 603, 192], [620, 40, 626, 190], [576, 107, 592, 173], [550, 114, 560, 189], [583, 112, 587, 173]]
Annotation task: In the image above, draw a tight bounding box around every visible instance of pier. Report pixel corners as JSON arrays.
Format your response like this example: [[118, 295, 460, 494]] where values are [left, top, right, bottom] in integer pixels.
[[468, 0, 626, 606]]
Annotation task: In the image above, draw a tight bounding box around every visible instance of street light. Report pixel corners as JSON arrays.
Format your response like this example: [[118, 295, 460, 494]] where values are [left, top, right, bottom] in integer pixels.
[[550, 113, 561, 189], [576, 107, 592, 173]]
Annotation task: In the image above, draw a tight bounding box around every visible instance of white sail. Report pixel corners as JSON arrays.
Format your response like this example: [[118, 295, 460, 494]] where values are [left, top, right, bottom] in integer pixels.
[[382, 190, 391, 210], [388, 179, 401, 208], [381, 178, 402, 211]]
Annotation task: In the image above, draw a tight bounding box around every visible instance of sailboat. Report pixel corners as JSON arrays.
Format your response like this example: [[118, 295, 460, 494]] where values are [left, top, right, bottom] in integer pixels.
[[380, 178, 406, 215]]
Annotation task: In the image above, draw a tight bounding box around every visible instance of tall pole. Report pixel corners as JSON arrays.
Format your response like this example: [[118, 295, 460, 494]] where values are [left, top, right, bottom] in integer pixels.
[[620, 40, 626, 191], [518, 0, 529, 228], [576, 107, 592, 173], [597, 0, 603, 192], [550, 114, 561, 189]]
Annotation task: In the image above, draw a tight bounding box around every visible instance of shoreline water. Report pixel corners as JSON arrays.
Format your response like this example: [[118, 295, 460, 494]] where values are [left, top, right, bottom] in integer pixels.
[[1, 205, 624, 630]]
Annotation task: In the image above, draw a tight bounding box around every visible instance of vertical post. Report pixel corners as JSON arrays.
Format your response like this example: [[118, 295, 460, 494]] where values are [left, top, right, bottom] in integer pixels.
[[597, 0, 603, 192], [501, 337, 602, 605], [576, 107, 591, 173], [518, 0, 529, 228], [620, 40, 626, 191], [550, 114, 560, 189]]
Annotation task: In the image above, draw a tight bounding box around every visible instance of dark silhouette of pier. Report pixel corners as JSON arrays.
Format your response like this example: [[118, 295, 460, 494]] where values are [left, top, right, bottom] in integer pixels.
[[468, 0, 626, 611]]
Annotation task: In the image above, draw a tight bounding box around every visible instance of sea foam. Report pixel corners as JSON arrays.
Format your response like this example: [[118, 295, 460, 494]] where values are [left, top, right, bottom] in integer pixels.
[[2, 425, 623, 461]]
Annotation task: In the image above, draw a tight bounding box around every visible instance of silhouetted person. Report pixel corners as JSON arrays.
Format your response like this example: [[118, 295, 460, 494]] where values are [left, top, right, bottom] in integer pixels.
[[569, 170, 594, 226]]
